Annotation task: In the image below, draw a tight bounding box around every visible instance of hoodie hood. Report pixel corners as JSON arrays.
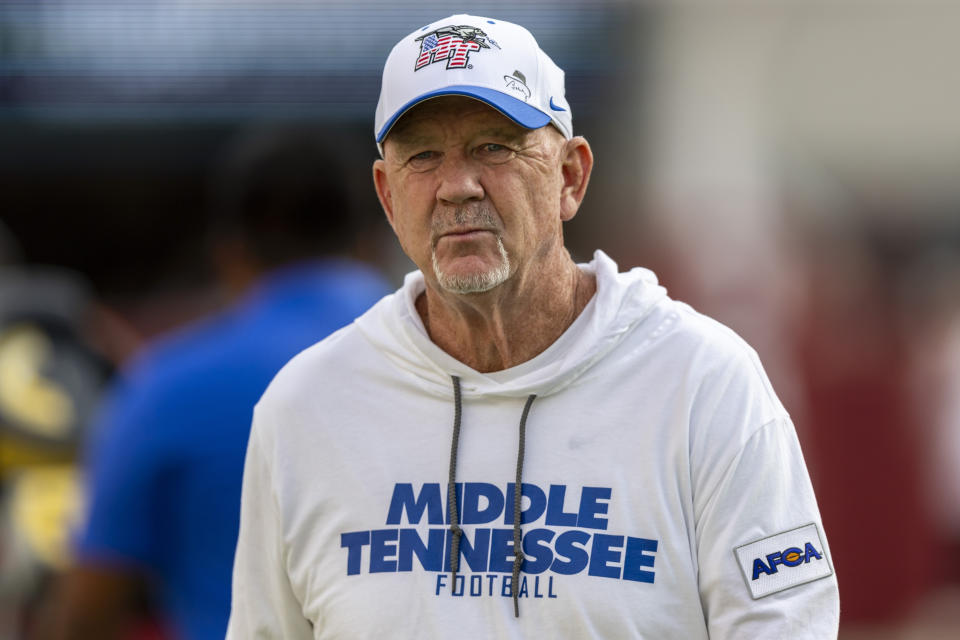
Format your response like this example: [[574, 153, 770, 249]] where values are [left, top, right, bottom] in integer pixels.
[[355, 250, 667, 399]]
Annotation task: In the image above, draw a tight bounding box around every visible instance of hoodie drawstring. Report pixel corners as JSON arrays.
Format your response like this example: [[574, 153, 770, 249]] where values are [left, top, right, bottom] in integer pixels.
[[448, 375, 464, 593], [446, 375, 537, 618], [512, 392, 537, 617]]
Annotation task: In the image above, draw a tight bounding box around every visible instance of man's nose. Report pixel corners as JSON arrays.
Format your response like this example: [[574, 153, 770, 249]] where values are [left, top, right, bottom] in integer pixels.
[[436, 153, 484, 204]]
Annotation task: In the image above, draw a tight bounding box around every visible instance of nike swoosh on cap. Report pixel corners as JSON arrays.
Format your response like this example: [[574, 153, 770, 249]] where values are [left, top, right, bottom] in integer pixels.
[[549, 97, 566, 112]]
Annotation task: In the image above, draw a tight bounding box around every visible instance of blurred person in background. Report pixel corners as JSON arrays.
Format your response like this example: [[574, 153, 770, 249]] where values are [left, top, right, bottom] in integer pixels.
[[31, 126, 391, 640], [0, 221, 116, 638]]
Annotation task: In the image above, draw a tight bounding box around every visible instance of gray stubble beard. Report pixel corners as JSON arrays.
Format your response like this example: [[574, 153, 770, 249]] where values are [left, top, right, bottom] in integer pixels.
[[431, 236, 511, 294]]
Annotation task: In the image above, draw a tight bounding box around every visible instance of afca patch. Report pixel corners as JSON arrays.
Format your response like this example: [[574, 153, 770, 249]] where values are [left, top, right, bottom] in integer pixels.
[[733, 523, 833, 599]]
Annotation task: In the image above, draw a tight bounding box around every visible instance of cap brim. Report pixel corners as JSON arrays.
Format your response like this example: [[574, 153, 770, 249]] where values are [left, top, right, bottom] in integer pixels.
[[376, 85, 551, 143]]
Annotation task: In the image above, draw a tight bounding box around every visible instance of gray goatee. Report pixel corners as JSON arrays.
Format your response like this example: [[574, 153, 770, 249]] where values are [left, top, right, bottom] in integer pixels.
[[431, 206, 510, 294]]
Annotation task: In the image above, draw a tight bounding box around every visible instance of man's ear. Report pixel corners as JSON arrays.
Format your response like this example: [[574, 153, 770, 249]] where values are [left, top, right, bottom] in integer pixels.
[[559, 136, 594, 222], [372, 159, 396, 230]]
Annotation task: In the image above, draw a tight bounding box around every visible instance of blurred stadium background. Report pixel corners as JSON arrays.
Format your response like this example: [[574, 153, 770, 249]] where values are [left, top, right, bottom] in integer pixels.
[[1, 1, 958, 638]]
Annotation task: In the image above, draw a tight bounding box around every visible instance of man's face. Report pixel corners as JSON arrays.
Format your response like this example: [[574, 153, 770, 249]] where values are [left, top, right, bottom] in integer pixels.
[[373, 96, 569, 295]]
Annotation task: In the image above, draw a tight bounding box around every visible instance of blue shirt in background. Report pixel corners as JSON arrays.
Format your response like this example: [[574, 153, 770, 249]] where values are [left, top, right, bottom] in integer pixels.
[[76, 259, 390, 640]]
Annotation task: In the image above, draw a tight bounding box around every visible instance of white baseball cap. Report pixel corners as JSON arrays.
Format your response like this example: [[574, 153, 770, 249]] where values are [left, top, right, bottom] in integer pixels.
[[374, 15, 573, 152]]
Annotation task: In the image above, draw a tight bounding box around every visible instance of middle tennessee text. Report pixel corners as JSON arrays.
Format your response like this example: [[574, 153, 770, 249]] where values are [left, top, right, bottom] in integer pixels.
[[340, 482, 659, 582]]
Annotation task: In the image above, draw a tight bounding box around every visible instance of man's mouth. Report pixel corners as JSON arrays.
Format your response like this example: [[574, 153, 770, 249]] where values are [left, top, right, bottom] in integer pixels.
[[445, 229, 491, 238], [434, 228, 495, 246]]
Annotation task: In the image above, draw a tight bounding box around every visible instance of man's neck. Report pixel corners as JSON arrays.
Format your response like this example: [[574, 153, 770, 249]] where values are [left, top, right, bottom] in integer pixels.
[[415, 252, 596, 373]]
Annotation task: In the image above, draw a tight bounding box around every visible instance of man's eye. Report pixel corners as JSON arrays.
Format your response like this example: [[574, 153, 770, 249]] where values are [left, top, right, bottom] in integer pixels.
[[410, 150, 435, 162], [476, 143, 512, 161]]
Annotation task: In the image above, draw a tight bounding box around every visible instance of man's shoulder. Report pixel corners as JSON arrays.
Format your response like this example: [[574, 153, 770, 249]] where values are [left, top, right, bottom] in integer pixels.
[[637, 296, 761, 368], [592, 252, 761, 373], [635, 295, 785, 409], [656, 297, 789, 423]]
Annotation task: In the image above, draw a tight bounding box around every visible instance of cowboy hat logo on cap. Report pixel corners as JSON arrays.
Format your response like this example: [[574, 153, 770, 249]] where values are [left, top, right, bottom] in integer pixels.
[[414, 24, 499, 71], [503, 70, 531, 102]]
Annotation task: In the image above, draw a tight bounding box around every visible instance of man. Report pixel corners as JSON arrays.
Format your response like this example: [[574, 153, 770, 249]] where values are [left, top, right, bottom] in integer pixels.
[[37, 127, 390, 640], [228, 15, 839, 639]]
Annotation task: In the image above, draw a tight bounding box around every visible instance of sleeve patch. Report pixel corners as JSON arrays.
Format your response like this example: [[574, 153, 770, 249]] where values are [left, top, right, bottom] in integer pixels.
[[733, 523, 833, 599]]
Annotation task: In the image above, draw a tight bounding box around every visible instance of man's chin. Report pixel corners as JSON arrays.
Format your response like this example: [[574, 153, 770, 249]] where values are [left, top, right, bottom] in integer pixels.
[[432, 238, 511, 295], [435, 266, 506, 295], [431, 259, 505, 294]]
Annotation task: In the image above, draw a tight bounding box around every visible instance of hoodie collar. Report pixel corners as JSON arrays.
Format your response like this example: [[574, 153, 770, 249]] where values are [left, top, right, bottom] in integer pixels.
[[355, 250, 667, 399]]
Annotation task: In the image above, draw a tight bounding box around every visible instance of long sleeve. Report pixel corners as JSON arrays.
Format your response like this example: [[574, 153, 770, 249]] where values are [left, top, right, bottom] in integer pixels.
[[227, 408, 315, 640], [695, 418, 840, 639]]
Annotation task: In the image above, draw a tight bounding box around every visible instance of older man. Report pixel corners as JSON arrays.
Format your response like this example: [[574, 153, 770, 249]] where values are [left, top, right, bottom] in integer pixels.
[[227, 15, 839, 639]]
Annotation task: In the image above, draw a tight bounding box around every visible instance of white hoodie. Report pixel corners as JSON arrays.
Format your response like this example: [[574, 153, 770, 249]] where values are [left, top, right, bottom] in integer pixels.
[[228, 251, 839, 639]]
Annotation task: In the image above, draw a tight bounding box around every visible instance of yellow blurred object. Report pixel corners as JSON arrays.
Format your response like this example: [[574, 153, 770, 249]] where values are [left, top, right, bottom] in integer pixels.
[[10, 465, 84, 569], [0, 435, 73, 473], [0, 324, 76, 438]]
